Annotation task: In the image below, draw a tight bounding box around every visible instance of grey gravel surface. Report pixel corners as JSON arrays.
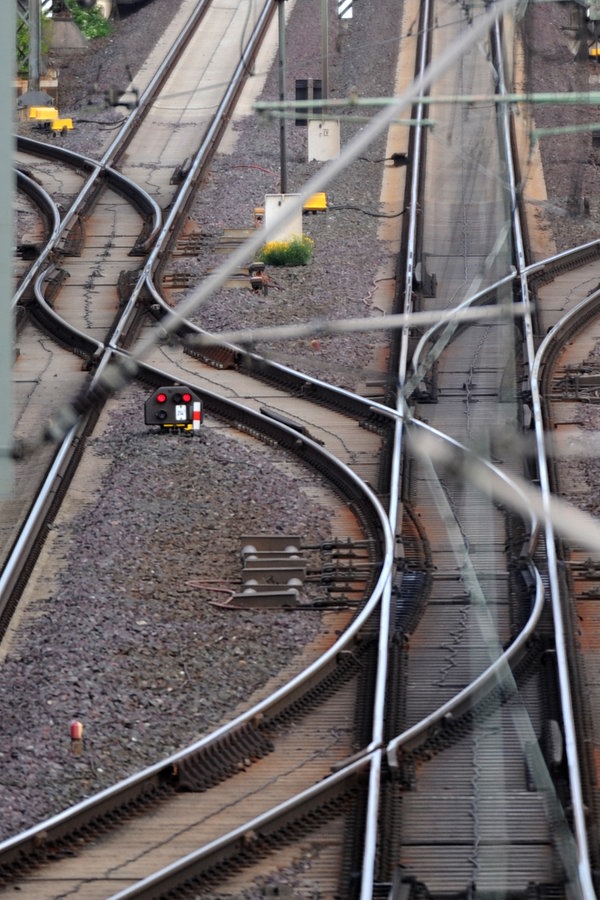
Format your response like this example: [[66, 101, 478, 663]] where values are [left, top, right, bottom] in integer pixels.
[[177, 0, 400, 388], [523, 1, 600, 252], [1, 393, 339, 839], [6, 0, 600, 850]]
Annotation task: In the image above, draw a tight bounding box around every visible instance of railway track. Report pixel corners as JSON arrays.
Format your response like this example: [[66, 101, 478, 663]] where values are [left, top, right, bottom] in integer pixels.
[[376, 2, 566, 892], [528, 247, 600, 892], [6, 0, 600, 896], [7, 0, 312, 606], [5, 0, 397, 895], [374, 0, 596, 896]]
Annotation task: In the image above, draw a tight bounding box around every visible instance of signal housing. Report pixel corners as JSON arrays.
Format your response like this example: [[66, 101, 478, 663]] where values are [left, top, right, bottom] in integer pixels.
[[144, 386, 203, 431]]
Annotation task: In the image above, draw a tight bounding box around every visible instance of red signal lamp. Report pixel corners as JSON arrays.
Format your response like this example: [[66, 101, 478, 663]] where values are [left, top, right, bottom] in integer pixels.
[[172, 391, 193, 404]]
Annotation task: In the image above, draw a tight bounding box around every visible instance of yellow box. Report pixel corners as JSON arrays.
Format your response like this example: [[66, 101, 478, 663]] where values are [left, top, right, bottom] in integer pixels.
[[303, 192, 327, 213], [29, 106, 58, 121], [52, 118, 74, 132]]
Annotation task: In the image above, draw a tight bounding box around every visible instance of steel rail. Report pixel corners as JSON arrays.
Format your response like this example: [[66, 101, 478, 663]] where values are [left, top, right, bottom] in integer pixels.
[[381, 416, 590, 890], [494, 6, 594, 893], [534, 286, 600, 382], [3, 0, 279, 617], [30, 266, 105, 359], [97, 0, 214, 170], [10, 0, 591, 893], [8, 64, 401, 860], [408, 231, 600, 394], [363, 4, 537, 897], [106, 754, 375, 900], [101, 19, 543, 892], [12, 145, 99, 308], [29, 0, 520, 434], [14, 170, 63, 321], [108, 3, 533, 896], [358, 0, 434, 890], [114, 0, 517, 376], [2, 0, 429, 894], [15, 168, 62, 243], [524, 237, 600, 280], [531, 289, 600, 900], [0, 426, 78, 610], [382, 416, 544, 749], [139, 0, 275, 278], [13, 139, 162, 310], [2, 206, 397, 875], [12, 0, 221, 312], [0, 393, 394, 876], [109, 0, 278, 350], [363, 6, 594, 895], [122, 8, 533, 892], [0, 3, 396, 652]]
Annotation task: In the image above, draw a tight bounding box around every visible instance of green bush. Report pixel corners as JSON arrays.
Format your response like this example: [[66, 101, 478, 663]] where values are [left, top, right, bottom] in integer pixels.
[[257, 235, 314, 267], [17, 0, 111, 70], [64, 0, 112, 39]]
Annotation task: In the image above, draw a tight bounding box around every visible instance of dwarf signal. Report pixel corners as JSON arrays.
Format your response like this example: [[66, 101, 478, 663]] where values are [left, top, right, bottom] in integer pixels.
[[144, 386, 203, 431]]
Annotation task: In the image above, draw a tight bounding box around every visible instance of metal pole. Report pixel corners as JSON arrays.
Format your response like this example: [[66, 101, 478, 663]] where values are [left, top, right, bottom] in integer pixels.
[[28, 0, 41, 92], [277, 0, 287, 194], [321, 0, 329, 103], [0, 3, 15, 495]]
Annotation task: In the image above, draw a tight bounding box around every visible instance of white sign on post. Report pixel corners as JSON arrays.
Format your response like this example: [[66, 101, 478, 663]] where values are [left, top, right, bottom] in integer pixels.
[[264, 194, 303, 241], [308, 120, 340, 162]]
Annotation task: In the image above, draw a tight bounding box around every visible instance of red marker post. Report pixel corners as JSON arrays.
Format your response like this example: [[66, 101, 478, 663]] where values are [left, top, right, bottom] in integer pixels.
[[70, 720, 83, 756]]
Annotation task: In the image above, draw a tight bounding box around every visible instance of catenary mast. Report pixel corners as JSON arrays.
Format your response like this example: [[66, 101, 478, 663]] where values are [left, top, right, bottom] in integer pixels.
[[2, 4, 15, 494]]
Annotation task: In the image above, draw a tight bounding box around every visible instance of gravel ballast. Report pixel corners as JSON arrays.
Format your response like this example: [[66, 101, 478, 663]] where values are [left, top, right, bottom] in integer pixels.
[[7, 0, 600, 845], [6, 0, 401, 839]]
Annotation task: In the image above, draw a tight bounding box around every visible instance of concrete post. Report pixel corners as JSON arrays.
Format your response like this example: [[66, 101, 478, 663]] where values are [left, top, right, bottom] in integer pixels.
[[1, 5, 15, 493], [277, 0, 287, 195], [28, 0, 41, 91]]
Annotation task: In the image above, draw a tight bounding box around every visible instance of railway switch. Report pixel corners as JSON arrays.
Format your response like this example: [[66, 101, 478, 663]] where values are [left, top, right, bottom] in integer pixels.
[[144, 386, 203, 431]]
